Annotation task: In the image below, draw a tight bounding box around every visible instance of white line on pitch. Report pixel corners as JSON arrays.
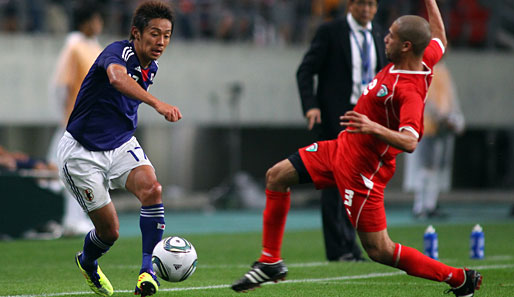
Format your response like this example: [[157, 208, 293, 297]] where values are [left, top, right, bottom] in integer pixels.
[[110, 255, 514, 270], [110, 261, 330, 270], [3, 263, 513, 297]]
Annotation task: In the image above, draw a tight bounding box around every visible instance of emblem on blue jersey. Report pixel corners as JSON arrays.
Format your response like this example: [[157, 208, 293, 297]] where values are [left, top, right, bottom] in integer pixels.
[[377, 85, 388, 97], [305, 143, 318, 152]]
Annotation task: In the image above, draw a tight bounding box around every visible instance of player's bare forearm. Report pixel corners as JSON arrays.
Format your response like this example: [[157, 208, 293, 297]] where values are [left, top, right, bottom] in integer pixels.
[[425, 0, 447, 47], [107, 64, 182, 122], [340, 111, 418, 153], [374, 127, 418, 153]]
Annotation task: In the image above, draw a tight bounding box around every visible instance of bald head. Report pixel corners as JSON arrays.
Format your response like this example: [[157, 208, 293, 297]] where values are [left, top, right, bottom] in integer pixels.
[[394, 15, 431, 56]]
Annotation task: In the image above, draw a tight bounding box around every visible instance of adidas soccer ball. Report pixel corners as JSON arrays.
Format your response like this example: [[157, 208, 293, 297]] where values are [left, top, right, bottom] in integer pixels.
[[152, 236, 198, 282]]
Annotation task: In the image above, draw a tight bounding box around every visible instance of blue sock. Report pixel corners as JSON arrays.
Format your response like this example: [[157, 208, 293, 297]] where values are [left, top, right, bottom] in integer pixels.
[[140, 204, 165, 274], [80, 229, 113, 272]]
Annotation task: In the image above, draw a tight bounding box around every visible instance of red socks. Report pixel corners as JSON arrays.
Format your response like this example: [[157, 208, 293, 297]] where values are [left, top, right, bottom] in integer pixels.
[[258, 189, 291, 263], [257, 189, 466, 289], [393, 243, 465, 288]]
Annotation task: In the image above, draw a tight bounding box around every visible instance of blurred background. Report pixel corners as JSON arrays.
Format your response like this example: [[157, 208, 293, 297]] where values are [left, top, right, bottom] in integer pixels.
[[1, 0, 513, 238]]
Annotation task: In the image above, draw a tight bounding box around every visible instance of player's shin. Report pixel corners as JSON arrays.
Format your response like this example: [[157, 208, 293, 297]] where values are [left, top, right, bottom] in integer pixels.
[[140, 204, 165, 274], [259, 189, 291, 263], [392, 243, 465, 287], [80, 229, 113, 271]]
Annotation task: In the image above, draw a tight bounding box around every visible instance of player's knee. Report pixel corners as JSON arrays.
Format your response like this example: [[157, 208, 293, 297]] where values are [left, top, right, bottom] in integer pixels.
[[139, 180, 163, 205], [265, 165, 286, 190]]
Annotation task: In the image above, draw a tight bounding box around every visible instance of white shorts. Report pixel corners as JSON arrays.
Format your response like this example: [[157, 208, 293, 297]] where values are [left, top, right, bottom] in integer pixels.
[[57, 132, 154, 212]]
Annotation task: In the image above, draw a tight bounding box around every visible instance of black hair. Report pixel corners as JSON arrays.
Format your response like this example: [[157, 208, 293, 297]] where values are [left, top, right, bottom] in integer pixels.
[[129, 1, 175, 40], [73, 1, 102, 31]]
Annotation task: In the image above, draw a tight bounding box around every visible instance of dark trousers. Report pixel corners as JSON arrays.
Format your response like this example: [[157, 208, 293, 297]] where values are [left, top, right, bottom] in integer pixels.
[[321, 187, 362, 261]]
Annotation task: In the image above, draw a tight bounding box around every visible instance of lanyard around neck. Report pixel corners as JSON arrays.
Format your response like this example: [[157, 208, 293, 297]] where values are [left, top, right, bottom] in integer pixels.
[[350, 29, 373, 84]]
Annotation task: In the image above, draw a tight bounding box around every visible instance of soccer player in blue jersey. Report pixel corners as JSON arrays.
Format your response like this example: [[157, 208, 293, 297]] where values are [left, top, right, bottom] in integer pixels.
[[56, 2, 180, 296]]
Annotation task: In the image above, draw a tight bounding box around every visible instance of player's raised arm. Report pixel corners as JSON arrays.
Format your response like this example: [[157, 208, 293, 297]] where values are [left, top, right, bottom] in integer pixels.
[[107, 63, 182, 122], [425, 0, 447, 47]]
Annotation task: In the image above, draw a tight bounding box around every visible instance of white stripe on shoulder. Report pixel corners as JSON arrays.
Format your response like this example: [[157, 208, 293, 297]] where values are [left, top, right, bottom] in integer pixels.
[[399, 126, 419, 140], [122, 46, 134, 62], [432, 38, 445, 54]]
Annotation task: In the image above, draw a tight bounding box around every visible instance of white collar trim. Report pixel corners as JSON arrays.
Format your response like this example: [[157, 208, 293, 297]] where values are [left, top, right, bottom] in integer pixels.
[[389, 62, 431, 75]]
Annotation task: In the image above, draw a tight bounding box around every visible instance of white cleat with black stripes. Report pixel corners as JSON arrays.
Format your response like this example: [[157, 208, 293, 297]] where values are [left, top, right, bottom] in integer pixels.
[[231, 260, 288, 292]]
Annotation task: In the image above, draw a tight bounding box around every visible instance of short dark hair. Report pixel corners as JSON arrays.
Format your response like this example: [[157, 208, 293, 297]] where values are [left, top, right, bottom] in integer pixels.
[[73, 1, 102, 31], [129, 1, 175, 40]]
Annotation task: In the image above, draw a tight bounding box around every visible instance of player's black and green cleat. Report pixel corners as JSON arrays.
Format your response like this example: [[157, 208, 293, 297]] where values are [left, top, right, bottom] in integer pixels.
[[135, 272, 160, 297], [445, 269, 483, 297], [75, 252, 113, 297], [231, 260, 288, 292]]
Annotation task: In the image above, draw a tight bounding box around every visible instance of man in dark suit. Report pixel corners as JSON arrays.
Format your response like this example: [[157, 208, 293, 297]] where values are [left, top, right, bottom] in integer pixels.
[[296, 0, 386, 262]]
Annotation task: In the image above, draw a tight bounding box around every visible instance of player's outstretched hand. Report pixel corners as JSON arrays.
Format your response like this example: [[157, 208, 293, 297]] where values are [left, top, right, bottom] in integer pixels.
[[340, 111, 377, 134], [155, 101, 182, 122]]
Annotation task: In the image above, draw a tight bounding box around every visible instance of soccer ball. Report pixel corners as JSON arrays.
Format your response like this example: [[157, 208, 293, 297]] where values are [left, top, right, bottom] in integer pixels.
[[152, 236, 198, 282]]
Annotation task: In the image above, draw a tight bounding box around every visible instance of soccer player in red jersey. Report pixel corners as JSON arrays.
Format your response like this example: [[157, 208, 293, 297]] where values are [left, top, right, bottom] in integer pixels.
[[232, 0, 482, 296]]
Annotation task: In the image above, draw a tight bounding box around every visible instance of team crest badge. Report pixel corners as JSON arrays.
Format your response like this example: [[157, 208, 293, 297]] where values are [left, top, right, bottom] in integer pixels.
[[84, 189, 94, 201], [305, 143, 318, 152], [377, 85, 388, 97]]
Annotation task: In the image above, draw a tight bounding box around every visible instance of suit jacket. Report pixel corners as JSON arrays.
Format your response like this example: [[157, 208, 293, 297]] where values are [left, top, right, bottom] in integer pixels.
[[297, 17, 387, 140]]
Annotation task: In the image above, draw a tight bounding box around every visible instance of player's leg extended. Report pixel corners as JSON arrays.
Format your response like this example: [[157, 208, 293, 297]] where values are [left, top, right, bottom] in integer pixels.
[[126, 165, 164, 296], [231, 159, 299, 292], [259, 159, 300, 263], [60, 156, 116, 296], [76, 204, 117, 296], [358, 230, 482, 296]]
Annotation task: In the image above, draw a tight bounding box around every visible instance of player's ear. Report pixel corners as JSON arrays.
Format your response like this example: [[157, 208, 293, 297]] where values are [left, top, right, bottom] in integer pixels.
[[402, 40, 412, 53], [131, 26, 141, 41]]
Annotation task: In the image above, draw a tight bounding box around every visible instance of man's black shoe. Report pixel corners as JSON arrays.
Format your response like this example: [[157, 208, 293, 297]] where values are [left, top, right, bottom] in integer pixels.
[[231, 261, 288, 292], [445, 269, 482, 297]]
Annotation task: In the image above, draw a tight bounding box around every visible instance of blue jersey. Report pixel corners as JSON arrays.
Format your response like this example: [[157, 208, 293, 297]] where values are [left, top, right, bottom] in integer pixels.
[[66, 40, 158, 151]]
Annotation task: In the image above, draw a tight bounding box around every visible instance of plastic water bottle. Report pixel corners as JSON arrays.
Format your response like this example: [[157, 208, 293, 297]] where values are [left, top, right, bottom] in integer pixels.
[[424, 225, 439, 260], [470, 224, 485, 259]]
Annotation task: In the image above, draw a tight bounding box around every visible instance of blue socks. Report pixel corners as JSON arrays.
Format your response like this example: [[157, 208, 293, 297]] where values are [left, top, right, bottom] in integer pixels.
[[139, 204, 165, 274], [78, 204, 165, 275], [80, 229, 113, 272]]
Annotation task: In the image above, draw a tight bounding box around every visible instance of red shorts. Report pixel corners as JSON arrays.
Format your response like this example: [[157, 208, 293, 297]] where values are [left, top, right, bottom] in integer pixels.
[[298, 140, 387, 232]]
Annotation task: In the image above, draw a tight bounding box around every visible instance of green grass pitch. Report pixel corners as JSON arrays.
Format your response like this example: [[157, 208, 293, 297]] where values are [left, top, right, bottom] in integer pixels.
[[1, 222, 513, 296]]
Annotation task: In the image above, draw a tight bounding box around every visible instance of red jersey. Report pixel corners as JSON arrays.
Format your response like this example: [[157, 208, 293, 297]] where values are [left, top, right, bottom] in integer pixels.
[[338, 39, 445, 188]]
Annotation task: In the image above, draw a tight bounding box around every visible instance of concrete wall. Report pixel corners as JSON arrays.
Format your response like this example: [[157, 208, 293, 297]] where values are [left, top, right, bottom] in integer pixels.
[[1, 34, 514, 126]]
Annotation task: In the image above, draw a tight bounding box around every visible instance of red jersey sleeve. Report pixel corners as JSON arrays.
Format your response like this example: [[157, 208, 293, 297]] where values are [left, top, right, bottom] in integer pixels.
[[397, 87, 425, 140], [423, 38, 445, 69]]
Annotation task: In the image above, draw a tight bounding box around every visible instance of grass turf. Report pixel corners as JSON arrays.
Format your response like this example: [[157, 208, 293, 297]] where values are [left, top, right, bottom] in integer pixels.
[[1, 222, 513, 296]]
